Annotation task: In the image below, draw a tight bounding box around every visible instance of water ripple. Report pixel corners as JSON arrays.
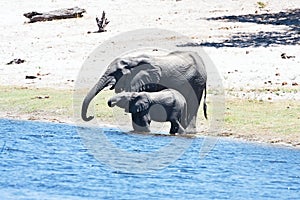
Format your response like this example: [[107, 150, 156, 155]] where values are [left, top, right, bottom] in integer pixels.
[[0, 119, 300, 199]]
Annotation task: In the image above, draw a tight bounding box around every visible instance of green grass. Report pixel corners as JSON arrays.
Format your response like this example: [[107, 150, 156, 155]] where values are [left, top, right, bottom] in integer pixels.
[[257, 1, 267, 9], [1, 86, 299, 137], [93, 90, 115, 123], [0, 86, 73, 117], [225, 99, 300, 135]]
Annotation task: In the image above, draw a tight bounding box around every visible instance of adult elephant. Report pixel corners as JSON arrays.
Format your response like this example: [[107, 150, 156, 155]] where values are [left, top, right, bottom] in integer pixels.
[[81, 51, 207, 132]]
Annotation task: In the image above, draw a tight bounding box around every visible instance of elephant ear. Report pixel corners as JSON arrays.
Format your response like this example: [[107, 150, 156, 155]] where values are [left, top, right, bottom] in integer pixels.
[[126, 56, 150, 68], [117, 56, 150, 75], [116, 59, 131, 75], [130, 68, 161, 92], [129, 93, 150, 113]]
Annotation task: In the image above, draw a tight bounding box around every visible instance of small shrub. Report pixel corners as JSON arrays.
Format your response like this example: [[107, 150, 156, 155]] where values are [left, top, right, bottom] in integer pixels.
[[257, 1, 267, 9]]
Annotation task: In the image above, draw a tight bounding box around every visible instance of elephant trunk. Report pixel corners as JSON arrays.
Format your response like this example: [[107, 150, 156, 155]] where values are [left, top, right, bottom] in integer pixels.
[[81, 76, 112, 121]]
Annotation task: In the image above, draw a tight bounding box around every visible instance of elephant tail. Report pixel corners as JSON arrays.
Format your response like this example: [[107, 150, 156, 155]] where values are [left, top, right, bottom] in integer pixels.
[[203, 85, 208, 120]]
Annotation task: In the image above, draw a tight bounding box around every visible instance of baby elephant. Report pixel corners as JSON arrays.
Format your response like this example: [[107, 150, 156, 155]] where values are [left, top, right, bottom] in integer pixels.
[[107, 89, 187, 134]]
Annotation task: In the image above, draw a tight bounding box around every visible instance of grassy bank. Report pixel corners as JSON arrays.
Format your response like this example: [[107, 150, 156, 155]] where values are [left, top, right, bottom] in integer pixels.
[[0, 86, 299, 143], [0, 86, 73, 121], [225, 99, 300, 136]]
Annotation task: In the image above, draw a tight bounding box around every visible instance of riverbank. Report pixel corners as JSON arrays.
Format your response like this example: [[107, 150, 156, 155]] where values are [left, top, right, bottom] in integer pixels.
[[1, 86, 299, 148], [0, 0, 299, 148]]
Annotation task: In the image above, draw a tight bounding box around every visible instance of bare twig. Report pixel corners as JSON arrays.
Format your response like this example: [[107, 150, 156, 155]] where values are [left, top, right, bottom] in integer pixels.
[[96, 11, 110, 32]]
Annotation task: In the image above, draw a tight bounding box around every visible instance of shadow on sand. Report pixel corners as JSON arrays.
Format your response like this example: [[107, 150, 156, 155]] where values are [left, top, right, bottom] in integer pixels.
[[181, 9, 300, 48]]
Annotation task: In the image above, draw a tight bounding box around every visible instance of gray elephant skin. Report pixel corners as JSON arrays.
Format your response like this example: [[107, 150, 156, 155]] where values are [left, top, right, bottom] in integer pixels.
[[108, 89, 187, 134], [81, 51, 207, 132]]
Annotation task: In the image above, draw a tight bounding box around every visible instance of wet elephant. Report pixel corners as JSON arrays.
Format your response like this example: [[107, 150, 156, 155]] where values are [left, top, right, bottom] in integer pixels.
[[107, 89, 188, 134], [81, 51, 207, 132]]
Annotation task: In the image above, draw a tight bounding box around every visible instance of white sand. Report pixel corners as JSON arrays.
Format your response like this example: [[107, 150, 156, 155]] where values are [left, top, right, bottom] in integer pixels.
[[0, 0, 299, 100]]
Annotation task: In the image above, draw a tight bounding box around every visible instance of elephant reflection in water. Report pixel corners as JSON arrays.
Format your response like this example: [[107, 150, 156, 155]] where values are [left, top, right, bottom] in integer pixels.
[[108, 89, 187, 134], [82, 51, 207, 133]]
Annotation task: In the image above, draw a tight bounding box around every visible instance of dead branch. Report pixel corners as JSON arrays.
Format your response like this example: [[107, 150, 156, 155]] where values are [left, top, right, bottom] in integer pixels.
[[96, 11, 110, 32]]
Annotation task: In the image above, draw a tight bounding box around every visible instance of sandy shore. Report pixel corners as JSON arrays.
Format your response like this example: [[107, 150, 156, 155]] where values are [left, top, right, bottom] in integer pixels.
[[0, 0, 299, 147]]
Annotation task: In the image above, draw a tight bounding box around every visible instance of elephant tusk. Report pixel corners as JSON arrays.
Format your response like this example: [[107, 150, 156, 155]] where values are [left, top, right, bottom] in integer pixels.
[[108, 99, 116, 107], [108, 77, 116, 90]]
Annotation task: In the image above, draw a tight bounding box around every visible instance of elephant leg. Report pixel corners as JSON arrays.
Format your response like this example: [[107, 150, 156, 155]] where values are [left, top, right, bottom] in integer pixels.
[[131, 113, 151, 132], [185, 89, 203, 133], [170, 120, 185, 135], [185, 104, 199, 134], [132, 121, 150, 132], [186, 116, 197, 133]]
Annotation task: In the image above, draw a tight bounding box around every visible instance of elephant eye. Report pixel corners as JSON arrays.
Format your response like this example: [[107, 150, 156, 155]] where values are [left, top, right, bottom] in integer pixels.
[[130, 96, 135, 101], [113, 70, 123, 78], [120, 60, 127, 65]]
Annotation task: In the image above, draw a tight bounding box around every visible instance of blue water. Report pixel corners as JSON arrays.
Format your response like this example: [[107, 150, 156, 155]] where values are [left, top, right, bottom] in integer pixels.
[[0, 119, 300, 200]]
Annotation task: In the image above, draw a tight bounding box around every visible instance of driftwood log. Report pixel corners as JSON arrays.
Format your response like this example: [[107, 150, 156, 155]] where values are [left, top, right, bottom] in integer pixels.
[[24, 7, 86, 23], [6, 58, 25, 65]]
